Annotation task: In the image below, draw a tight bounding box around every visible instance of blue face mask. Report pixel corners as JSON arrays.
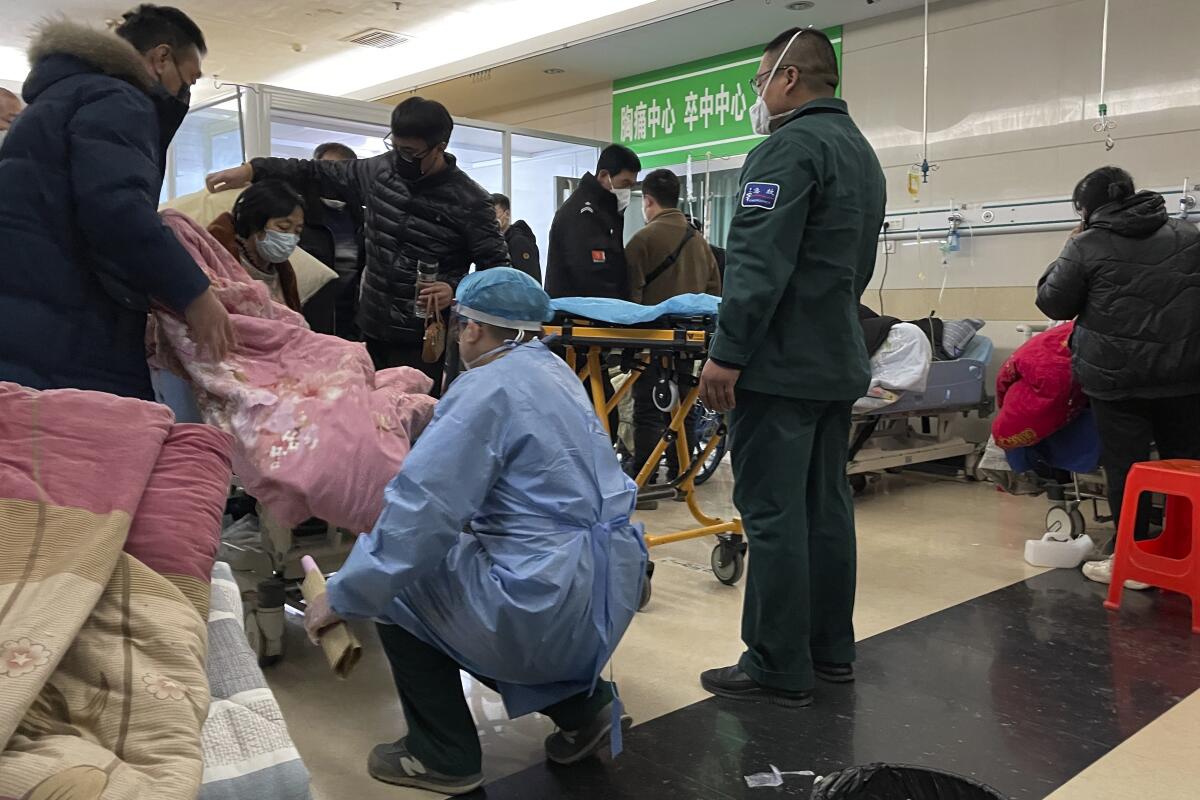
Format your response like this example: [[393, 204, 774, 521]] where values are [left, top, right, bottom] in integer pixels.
[[256, 229, 300, 263]]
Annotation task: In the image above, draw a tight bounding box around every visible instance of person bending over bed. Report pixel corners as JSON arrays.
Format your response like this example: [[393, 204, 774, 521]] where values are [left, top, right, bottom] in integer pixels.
[[1037, 166, 1200, 586], [304, 267, 648, 796]]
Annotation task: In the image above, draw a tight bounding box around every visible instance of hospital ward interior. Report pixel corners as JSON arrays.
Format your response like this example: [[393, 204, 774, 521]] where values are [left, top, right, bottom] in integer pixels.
[[3, 0, 1200, 798]]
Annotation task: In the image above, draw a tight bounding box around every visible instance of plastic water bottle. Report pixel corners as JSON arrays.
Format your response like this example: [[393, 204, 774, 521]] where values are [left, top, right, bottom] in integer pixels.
[[415, 259, 439, 319]]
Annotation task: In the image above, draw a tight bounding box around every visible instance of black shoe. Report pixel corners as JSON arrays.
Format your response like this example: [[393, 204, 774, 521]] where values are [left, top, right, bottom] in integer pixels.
[[814, 662, 855, 683], [700, 665, 812, 708], [367, 739, 483, 795], [544, 702, 633, 765]]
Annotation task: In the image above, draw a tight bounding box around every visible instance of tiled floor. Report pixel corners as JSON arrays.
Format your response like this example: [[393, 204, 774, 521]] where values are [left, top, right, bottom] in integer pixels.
[[264, 469, 1200, 799], [264, 470, 1058, 798]]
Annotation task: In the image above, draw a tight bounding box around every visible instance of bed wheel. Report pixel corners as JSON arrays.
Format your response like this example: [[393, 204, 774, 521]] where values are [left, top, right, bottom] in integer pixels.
[[1046, 506, 1086, 538], [711, 539, 746, 586], [245, 608, 286, 668], [849, 474, 869, 496]]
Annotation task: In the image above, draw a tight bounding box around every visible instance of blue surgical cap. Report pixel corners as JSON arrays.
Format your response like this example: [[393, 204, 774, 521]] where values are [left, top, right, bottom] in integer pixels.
[[455, 267, 553, 331]]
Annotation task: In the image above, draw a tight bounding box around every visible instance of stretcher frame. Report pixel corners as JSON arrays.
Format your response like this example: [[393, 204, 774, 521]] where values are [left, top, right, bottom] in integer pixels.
[[545, 315, 745, 606]]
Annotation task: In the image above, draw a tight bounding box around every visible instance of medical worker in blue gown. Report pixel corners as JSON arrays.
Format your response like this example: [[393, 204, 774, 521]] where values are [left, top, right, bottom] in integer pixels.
[[304, 267, 648, 796]]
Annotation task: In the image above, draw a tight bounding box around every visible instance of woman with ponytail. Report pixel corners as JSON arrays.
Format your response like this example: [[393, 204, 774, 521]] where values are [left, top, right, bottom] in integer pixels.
[[1038, 166, 1200, 585]]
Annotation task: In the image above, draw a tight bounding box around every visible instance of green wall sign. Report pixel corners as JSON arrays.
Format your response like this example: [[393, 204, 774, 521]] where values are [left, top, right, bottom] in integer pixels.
[[612, 27, 842, 170]]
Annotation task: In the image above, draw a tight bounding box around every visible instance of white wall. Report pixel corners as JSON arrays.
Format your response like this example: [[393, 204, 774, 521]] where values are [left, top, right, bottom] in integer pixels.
[[848, 0, 1200, 348], [459, 0, 1200, 365], [470, 83, 614, 141]]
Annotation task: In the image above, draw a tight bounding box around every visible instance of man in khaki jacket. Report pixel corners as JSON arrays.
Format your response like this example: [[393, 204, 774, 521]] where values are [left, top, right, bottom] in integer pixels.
[[624, 169, 722, 499], [627, 169, 722, 305]]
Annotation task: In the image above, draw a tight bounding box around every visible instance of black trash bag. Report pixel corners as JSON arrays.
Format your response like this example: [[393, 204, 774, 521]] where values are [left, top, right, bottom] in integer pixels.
[[813, 764, 1007, 800]]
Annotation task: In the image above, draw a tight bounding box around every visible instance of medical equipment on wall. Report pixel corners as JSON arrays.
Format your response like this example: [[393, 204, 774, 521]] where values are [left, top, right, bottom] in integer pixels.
[[1094, 0, 1117, 151], [909, 0, 939, 198], [881, 180, 1200, 244], [685, 154, 697, 220]]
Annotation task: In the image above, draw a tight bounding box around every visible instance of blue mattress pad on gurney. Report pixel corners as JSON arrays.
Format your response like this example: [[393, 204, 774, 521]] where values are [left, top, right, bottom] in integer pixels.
[[551, 293, 720, 325]]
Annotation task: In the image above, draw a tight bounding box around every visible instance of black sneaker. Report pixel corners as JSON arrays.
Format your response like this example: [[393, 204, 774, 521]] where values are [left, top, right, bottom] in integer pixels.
[[367, 739, 483, 795], [814, 662, 855, 683], [700, 665, 813, 708], [545, 703, 633, 765]]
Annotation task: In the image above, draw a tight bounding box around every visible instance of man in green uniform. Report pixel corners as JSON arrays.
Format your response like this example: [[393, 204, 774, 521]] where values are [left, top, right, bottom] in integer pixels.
[[698, 27, 886, 707]]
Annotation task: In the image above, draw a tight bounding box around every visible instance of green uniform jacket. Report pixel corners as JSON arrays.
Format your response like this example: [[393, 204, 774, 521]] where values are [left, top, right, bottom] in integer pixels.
[[710, 97, 887, 402]]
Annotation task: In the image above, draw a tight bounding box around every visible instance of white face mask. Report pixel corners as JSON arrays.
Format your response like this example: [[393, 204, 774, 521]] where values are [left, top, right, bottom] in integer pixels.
[[256, 229, 300, 263], [750, 29, 804, 137], [602, 174, 633, 212]]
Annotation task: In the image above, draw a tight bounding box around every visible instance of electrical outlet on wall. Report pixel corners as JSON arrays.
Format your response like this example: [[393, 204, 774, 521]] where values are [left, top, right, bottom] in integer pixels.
[[882, 241, 897, 254]]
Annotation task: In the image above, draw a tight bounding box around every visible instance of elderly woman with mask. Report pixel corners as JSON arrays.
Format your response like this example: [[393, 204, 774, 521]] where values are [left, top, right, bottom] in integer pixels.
[[208, 179, 305, 312]]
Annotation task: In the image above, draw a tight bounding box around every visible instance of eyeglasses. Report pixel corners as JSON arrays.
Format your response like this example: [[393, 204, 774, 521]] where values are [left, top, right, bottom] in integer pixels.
[[748, 64, 801, 96], [382, 134, 434, 162]]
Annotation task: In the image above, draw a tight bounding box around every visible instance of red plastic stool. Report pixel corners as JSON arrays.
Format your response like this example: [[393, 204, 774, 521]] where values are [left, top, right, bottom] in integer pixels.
[[1105, 460, 1200, 633]]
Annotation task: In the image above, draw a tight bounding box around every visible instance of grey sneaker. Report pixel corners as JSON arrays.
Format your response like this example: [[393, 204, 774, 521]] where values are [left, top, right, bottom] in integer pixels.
[[367, 739, 483, 795], [544, 703, 633, 765]]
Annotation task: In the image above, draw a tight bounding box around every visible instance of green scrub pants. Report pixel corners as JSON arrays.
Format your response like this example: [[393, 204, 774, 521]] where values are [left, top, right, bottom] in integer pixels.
[[376, 623, 614, 777], [729, 390, 857, 692]]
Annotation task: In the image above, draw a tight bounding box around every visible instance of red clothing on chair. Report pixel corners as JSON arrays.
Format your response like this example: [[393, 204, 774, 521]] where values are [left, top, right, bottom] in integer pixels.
[[993, 322, 1087, 450]]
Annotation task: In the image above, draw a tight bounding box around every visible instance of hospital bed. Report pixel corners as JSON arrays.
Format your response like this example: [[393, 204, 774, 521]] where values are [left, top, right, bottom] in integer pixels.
[[545, 294, 743, 609], [847, 335, 995, 492]]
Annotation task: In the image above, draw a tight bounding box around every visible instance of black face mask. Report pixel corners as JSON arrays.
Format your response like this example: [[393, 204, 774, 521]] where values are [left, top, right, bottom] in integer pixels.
[[394, 152, 422, 181], [150, 55, 191, 159], [393, 144, 435, 182], [150, 82, 189, 157]]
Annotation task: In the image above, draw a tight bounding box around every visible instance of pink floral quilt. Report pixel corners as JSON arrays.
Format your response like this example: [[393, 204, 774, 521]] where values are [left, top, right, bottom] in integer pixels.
[[152, 209, 437, 533]]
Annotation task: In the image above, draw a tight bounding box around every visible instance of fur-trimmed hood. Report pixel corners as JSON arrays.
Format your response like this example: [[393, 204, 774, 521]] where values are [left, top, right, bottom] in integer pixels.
[[26, 20, 153, 96]]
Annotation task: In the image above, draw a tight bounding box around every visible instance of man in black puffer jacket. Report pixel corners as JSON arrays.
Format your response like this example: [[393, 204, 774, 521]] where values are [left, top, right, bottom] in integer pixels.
[[1037, 167, 1200, 570], [207, 98, 509, 391], [0, 8, 233, 400]]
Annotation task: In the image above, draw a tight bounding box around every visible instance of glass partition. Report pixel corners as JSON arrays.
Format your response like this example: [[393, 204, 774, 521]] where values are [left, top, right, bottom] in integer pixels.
[[270, 111, 389, 161], [510, 134, 598, 267], [163, 84, 606, 252], [450, 125, 504, 194], [169, 96, 242, 200]]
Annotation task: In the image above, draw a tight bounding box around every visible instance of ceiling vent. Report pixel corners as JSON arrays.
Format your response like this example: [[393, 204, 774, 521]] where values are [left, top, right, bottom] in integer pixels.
[[341, 28, 411, 49]]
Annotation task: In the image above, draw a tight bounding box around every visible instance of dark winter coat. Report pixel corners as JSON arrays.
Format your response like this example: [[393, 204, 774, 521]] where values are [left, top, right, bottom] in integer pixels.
[[504, 220, 541, 284], [251, 152, 509, 344], [544, 172, 628, 299], [0, 22, 209, 399], [1037, 191, 1200, 400]]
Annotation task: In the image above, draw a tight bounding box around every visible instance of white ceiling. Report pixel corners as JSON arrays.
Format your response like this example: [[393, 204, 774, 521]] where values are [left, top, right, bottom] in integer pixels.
[[0, 0, 726, 102], [402, 0, 936, 117]]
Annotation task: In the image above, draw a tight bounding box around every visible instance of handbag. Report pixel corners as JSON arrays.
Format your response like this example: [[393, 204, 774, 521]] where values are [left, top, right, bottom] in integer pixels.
[[422, 295, 446, 364]]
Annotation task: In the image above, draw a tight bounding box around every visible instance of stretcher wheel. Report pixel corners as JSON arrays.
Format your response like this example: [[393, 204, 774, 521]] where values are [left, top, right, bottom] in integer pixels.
[[849, 474, 869, 496], [711, 541, 746, 586], [1045, 506, 1086, 538]]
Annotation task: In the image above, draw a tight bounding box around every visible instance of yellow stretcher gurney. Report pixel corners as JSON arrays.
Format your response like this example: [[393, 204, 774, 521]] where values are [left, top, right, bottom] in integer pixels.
[[544, 310, 744, 609]]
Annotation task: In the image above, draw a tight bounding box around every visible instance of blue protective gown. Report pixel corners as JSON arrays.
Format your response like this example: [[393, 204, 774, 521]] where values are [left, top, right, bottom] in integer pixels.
[[327, 340, 648, 716]]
